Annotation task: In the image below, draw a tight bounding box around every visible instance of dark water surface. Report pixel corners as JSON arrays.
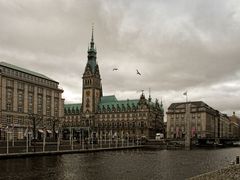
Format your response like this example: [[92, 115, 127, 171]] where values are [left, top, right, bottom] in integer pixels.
[[0, 148, 239, 180]]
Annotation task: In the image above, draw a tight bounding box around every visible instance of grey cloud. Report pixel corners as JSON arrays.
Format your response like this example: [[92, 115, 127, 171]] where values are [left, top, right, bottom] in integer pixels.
[[0, 0, 240, 115]]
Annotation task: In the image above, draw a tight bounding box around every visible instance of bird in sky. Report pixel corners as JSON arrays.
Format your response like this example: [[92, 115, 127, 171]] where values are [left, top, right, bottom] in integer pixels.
[[136, 69, 141, 75], [113, 68, 118, 71]]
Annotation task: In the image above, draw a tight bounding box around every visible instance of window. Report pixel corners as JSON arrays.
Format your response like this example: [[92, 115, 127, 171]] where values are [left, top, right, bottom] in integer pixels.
[[17, 116, 24, 125], [6, 79, 13, 87], [46, 90, 51, 96], [55, 92, 59, 97], [38, 87, 43, 94], [6, 115, 13, 124], [28, 85, 34, 92]]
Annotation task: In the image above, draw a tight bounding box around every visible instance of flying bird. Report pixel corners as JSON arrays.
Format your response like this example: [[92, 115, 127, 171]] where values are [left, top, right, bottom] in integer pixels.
[[136, 69, 141, 75], [113, 68, 118, 71]]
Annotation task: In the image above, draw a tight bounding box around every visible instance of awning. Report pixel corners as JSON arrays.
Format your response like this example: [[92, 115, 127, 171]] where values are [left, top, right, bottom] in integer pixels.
[[47, 130, 52, 134], [38, 129, 44, 133]]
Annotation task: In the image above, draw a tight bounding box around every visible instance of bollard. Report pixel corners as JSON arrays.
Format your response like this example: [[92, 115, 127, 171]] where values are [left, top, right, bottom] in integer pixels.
[[236, 156, 239, 164]]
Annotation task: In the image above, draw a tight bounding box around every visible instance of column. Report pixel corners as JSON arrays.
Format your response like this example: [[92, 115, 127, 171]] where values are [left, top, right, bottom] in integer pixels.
[[13, 81, 17, 112], [33, 86, 38, 114], [0, 75, 2, 133], [43, 88, 46, 116], [51, 91, 54, 117], [58, 92, 62, 118], [1, 78, 6, 110], [24, 83, 28, 113]]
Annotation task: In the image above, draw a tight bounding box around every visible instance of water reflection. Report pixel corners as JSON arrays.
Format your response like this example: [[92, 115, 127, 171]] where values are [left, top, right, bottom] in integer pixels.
[[0, 148, 239, 180]]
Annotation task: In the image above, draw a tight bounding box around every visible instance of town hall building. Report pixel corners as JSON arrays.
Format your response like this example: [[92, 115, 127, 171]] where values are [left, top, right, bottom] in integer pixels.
[[63, 29, 164, 140]]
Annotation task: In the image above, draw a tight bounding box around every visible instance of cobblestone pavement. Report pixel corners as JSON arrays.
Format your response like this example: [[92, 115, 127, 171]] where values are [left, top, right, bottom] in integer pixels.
[[189, 165, 240, 180]]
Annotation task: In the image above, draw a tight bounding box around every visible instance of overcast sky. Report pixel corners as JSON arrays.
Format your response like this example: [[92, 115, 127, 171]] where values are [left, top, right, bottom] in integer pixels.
[[0, 0, 240, 116]]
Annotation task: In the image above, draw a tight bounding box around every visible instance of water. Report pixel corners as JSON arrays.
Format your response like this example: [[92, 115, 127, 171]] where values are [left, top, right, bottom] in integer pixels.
[[0, 148, 239, 180]]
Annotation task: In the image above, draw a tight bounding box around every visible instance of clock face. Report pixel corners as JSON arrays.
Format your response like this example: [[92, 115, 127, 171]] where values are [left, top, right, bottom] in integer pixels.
[[86, 90, 90, 97]]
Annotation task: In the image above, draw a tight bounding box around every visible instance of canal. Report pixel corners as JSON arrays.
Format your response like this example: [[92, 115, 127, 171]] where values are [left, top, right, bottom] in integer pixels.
[[0, 147, 239, 180]]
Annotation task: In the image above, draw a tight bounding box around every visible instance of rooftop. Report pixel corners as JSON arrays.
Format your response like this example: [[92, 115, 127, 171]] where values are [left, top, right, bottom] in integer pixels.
[[0, 61, 56, 82]]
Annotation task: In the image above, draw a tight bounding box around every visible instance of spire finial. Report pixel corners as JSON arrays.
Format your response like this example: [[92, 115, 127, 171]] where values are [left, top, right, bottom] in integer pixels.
[[148, 88, 152, 102], [91, 23, 94, 42], [90, 23, 95, 49]]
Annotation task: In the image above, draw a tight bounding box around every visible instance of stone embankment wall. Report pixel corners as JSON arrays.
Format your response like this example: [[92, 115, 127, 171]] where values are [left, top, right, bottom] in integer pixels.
[[189, 165, 240, 180]]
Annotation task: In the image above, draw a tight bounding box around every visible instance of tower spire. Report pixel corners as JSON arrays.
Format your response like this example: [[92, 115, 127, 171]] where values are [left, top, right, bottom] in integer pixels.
[[91, 24, 94, 42], [90, 24, 95, 49]]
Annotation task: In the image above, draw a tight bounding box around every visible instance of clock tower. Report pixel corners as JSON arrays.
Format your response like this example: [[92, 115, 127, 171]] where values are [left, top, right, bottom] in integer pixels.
[[82, 27, 102, 115]]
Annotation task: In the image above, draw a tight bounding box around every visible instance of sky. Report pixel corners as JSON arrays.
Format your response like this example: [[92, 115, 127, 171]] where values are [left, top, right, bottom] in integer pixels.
[[0, 0, 240, 116]]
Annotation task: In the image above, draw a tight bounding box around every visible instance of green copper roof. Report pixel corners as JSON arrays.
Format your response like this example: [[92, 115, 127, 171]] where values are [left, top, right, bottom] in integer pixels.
[[64, 103, 81, 110], [0, 62, 56, 82], [64, 103, 81, 114], [88, 60, 97, 73], [98, 96, 139, 111], [100, 95, 118, 103]]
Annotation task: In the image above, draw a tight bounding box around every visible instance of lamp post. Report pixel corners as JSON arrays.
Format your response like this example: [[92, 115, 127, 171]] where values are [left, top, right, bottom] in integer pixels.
[[33, 115, 37, 152], [12, 120, 14, 147], [6, 126, 9, 154], [183, 91, 191, 149], [26, 127, 29, 153]]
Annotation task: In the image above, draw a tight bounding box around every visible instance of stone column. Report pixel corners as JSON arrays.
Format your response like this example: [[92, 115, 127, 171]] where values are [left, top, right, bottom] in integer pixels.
[[51, 91, 54, 117], [0, 74, 2, 131], [13, 81, 17, 112], [58, 93, 62, 118], [1, 78, 6, 111], [33, 86, 38, 114], [24, 83, 28, 113], [43, 88, 46, 116]]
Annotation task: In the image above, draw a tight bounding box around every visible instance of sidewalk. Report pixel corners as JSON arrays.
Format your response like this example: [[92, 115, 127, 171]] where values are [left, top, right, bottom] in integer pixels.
[[0, 145, 143, 159], [189, 165, 240, 180]]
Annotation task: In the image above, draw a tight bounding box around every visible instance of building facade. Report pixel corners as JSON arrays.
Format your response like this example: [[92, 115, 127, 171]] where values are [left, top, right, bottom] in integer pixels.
[[0, 62, 64, 140], [166, 101, 233, 139], [63, 30, 164, 140], [229, 112, 240, 138]]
